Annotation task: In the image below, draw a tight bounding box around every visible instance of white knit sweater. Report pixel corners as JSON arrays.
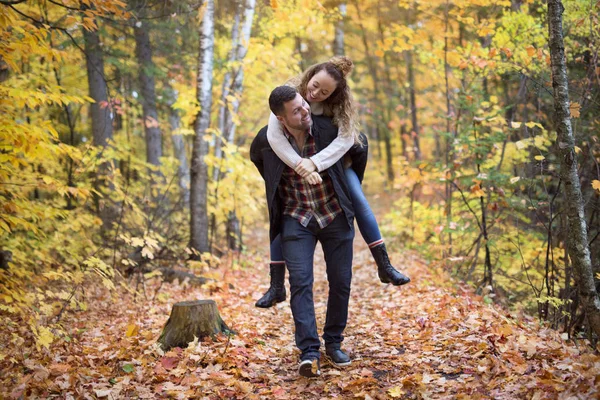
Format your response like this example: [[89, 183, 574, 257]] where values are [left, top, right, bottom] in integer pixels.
[[266, 101, 354, 172]]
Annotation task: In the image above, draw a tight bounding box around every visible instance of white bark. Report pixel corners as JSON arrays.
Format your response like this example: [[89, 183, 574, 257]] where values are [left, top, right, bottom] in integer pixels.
[[165, 82, 190, 204], [214, 1, 242, 181], [223, 0, 256, 146], [190, 0, 215, 254], [333, 3, 346, 56], [548, 0, 600, 337]]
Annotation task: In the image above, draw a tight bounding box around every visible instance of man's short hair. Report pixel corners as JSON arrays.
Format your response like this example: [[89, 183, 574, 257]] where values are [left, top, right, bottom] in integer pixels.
[[269, 86, 298, 116]]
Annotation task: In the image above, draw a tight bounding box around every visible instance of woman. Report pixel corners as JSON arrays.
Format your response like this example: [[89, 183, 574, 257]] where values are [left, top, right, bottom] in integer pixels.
[[256, 56, 410, 308]]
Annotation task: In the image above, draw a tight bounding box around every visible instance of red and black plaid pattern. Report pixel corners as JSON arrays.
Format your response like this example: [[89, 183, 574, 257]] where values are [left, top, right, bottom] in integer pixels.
[[279, 131, 342, 228]]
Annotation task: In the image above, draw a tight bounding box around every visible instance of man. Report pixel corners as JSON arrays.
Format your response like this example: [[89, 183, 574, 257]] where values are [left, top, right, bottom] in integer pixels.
[[250, 86, 367, 378]]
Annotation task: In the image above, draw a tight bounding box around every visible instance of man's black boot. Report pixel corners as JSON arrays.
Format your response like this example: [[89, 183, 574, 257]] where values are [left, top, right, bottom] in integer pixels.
[[255, 263, 286, 308], [325, 345, 351, 367], [370, 243, 411, 286]]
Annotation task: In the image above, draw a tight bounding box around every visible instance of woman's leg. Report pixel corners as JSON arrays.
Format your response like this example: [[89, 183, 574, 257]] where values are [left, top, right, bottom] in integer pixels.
[[344, 167, 410, 286], [344, 167, 382, 247], [255, 234, 287, 308]]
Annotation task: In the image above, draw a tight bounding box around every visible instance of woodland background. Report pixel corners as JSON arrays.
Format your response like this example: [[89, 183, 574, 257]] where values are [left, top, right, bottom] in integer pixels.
[[1, 0, 600, 397]]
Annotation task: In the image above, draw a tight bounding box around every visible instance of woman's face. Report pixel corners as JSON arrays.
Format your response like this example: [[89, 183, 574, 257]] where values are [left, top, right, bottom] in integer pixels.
[[306, 69, 338, 103]]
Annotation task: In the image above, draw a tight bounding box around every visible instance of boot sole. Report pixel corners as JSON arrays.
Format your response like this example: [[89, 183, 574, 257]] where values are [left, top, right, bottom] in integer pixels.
[[255, 296, 286, 308], [325, 354, 351, 367]]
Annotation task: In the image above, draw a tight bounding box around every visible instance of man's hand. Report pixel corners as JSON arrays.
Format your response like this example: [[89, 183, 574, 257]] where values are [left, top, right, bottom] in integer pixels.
[[295, 158, 317, 177], [305, 172, 322, 185]]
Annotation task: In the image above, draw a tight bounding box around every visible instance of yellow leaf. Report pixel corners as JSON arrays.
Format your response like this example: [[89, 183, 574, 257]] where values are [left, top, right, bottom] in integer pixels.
[[126, 324, 139, 337], [510, 177, 520, 184], [570, 102, 581, 118], [35, 326, 55, 349], [375, 49, 385, 58], [141, 246, 154, 259], [534, 155, 545, 161], [131, 237, 144, 248], [511, 121, 521, 129], [270, 0, 278, 8], [592, 180, 600, 192], [388, 386, 405, 398], [525, 121, 543, 129]]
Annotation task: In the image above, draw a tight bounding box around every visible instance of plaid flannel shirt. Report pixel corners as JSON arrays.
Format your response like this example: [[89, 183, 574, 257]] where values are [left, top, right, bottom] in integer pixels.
[[278, 128, 342, 228]]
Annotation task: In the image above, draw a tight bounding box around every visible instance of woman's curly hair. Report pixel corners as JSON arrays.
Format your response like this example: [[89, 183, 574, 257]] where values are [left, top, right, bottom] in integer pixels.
[[295, 56, 362, 145]]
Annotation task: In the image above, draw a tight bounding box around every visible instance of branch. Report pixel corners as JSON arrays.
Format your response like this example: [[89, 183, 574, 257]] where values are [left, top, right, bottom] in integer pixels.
[[0, 0, 27, 4], [46, 0, 81, 11], [449, 180, 483, 232]]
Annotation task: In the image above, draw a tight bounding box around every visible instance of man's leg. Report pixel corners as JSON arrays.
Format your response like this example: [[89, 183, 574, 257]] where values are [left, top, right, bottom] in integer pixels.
[[281, 216, 320, 361], [318, 215, 354, 347]]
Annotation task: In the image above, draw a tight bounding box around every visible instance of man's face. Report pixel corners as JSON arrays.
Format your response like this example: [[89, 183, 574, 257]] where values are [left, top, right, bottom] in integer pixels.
[[277, 93, 312, 132]]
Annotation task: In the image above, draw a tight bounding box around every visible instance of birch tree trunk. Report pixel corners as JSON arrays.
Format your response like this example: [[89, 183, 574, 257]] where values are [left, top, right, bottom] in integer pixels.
[[548, 0, 600, 337], [134, 19, 163, 169], [165, 81, 190, 204], [212, 0, 255, 250], [333, 3, 346, 56], [190, 0, 215, 254], [223, 0, 255, 147], [214, 1, 242, 181]]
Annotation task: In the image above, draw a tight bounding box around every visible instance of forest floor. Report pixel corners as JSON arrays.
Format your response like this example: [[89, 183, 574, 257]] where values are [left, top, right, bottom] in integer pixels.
[[2, 199, 600, 399]]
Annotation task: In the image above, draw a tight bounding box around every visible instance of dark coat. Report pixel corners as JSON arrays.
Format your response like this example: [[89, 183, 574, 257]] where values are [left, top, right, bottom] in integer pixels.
[[250, 114, 368, 242]]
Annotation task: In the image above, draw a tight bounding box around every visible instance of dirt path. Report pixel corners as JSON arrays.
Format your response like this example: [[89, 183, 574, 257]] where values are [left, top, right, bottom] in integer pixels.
[[3, 223, 599, 399]]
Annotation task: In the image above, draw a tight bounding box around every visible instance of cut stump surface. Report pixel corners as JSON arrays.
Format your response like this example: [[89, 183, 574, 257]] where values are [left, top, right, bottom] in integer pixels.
[[158, 300, 232, 350]]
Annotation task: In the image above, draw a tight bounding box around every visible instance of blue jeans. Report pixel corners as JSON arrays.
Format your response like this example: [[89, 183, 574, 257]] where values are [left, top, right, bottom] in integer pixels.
[[270, 168, 381, 263], [344, 167, 382, 245], [281, 214, 354, 360]]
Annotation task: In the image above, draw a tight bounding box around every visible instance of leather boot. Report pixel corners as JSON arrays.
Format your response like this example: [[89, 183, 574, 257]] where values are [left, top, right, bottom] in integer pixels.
[[370, 243, 410, 286], [255, 263, 286, 308]]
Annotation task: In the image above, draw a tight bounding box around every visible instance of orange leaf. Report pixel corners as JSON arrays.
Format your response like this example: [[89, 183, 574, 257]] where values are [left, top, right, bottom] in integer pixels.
[[526, 45, 536, 57], [569, 102, 581, 118]]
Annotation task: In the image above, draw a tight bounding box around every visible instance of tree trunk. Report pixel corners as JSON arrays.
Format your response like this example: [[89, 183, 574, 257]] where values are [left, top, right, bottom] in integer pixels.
[[405, 50, 421, 160], [158, 300, 232, 350], [190, 0, 215, 255], [333, 3, 346, 56], [134, 19, 163, 169], [82, 21, 115, 232], [213, 0, 255, 250], [223, 0, 255, 147], [548, 0, 600, 337], [165, 81, 190, 204], [83, 25, 113, 148], [352, 0, 393, 182], [443, 0, 453, 257], [214, 0, 242, 181]]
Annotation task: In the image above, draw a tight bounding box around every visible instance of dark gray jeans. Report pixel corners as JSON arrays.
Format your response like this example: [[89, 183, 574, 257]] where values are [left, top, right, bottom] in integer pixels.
[[281, 214, 354, 361]]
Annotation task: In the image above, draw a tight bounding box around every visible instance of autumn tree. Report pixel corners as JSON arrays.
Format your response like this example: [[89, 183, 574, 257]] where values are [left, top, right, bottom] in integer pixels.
[[190, 0, 215, 255], [547, 0, 600, 337]]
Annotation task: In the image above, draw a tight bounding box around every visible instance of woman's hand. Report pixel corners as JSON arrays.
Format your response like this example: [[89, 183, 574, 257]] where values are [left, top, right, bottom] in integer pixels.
[[295, 158, 317, 177], [305, 171, 322, 185]]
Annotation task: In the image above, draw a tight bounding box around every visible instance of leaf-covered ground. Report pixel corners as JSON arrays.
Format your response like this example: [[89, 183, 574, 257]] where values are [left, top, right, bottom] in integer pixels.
[[2, 226, 599, 399]]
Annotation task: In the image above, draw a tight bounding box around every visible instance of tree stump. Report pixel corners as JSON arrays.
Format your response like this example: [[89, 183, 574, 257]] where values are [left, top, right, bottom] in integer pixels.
[[158, 300, 232, 350]]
